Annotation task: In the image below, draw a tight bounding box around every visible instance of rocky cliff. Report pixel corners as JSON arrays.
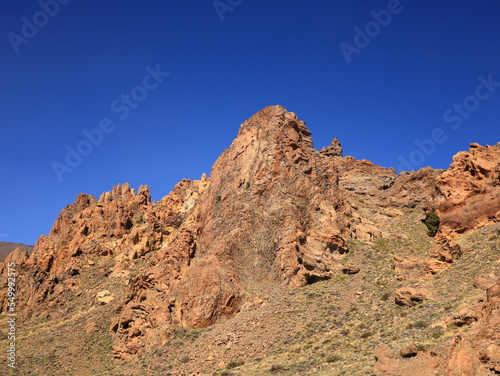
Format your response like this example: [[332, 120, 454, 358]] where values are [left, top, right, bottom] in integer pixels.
[[0, 105, 499, 375], [0, 242, 33, 262]]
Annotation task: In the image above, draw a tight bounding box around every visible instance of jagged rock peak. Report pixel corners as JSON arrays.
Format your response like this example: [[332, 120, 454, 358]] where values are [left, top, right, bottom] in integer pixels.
[[98, 183, 151, 204], [320, 137, 343, 157], [238, 105, 312, 139], [209, 106, 320, 196]]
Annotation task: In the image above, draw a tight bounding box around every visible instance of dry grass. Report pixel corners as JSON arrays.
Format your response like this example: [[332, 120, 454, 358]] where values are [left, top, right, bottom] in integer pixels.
[[1, 212, 498, 375]]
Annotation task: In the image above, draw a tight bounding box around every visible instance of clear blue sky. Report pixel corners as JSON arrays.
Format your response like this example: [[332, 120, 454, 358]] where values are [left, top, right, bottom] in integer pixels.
[[1, 0, 499, 245]]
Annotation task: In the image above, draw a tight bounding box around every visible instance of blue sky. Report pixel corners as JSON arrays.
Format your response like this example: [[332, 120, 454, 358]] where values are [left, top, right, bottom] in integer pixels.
[[1, 0, 499, 245]]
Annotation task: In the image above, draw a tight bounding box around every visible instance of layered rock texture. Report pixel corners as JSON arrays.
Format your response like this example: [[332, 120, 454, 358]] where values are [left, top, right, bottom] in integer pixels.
[[0, 242, 33, 262], [0, 105, 499, 375], [426, 143, 500, 274], [445, 279, 500, 375]]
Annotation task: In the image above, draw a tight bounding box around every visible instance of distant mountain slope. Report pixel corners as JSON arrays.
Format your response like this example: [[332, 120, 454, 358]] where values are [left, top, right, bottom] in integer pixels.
[[0, 242, 34, 262]]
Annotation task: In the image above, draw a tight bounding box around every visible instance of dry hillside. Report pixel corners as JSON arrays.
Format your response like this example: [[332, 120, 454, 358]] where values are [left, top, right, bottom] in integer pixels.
[[1, 105, 499, 376]]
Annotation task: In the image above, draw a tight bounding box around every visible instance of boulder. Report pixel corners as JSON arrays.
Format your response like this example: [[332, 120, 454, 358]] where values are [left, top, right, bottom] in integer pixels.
[[394, 287, 431, 307], [96, 290, 114, 305], [400, 344, 418, 358]]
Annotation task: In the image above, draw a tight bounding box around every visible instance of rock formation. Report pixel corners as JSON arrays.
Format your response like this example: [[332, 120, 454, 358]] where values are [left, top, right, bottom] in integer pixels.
[[0, 105, 498, 375], [0, 106, 364, 358], [320, 137, 343, 157], [445, 277, 500, 375], [0, 242, 33, 262], [426, 143, 500, 274]]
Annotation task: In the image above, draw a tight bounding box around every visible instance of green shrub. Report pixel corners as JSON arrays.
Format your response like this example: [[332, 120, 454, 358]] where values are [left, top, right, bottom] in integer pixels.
[[215, 195, 222, 202], [226, 359, 244, 369], [212, 371, 234, 376], [133, 212, 144, 225], [416, 344, 426, 351], [326, 354, 342, 363], [360, 331, 373, 338], [269, 364, 287, 372], [424, 210, 440, 237], [407, 320, 429, 329], [431, 328, 444, 339]]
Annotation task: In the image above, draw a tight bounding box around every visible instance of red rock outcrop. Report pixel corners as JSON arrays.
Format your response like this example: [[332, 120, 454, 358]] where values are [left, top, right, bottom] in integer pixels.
[[426, 143, 500, 273], [0, 184, 159, 320], [394, 287, 431, 307], [0, 105, 363, 358], [111, 105, 358, 356], [0, 105, 498, 370], [444, 277, 500, 375], [382, 167, 443, 209], [435, 143, 500, 235], [194, 106, 352, 287], [0, 242, 33, 262], [320, 137, 343, 157], [374, 345, 441, 375]]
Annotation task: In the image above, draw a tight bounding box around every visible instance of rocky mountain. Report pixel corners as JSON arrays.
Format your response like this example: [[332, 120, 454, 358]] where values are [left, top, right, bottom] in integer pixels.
[[1, 105, 499, 375], [0, 242, 33, 262]]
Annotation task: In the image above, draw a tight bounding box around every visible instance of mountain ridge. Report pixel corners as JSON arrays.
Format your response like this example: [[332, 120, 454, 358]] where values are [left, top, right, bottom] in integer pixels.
[[1, 105, 499, 375]]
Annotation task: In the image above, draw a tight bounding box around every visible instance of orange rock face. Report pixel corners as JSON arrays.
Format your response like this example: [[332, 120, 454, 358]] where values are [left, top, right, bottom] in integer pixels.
[[426, 143, 500, 274], [195, 106, 352, 287], [0, 106, 360, 358], [435, 143, 500, 235], [444, 278, 500, 375], [0, 105, 498, 371]]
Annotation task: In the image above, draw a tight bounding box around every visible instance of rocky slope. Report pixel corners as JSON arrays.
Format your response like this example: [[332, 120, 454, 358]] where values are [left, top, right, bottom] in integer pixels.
[[0, 242, 33, 262], [0, 105, 499, 375], [426, 143, 500, 275]]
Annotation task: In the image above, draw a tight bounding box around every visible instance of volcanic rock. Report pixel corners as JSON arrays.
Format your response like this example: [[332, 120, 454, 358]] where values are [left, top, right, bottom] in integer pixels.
[[374, 345, 440, 375], [434, 143, 500, 236], [445, 278, 500, 375], [425, 143, 500, 273], [394, 287, 431, 307], [320, 137, 343, 157], [400, 344, 418, 358], [0, 242, 33, 262], [0, 105, 498, 375], [0, 106, 368, 358]]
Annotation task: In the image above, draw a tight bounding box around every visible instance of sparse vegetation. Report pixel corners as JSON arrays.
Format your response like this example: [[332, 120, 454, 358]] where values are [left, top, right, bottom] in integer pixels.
[[133, 211, 144, 225], [269, 364, 287, 372], [212, 371, 234, 376], [4, 194, 498, 375], [226, 359, 244, 369], [415, 344, 426, 351], [326, 354, 342, 363], [407, 320, 429, 329], [431, 328, 444, 339]]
